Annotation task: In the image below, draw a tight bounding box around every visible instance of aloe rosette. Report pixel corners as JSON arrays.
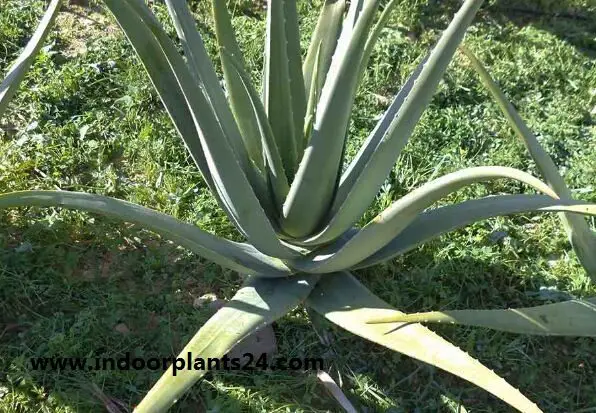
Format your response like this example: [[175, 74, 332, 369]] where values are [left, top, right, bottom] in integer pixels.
[[1, 0, 596, 412]]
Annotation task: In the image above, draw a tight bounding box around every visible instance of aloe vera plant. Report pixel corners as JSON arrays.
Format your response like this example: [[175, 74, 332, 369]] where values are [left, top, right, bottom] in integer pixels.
[[2, 0, 596, 412]]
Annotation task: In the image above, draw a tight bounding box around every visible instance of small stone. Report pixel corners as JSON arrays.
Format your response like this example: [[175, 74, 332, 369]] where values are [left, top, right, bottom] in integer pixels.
[[488, 230, 508, 244], [114, 323, 130, 335], [193, 293, 218, 309], [14, 241, 33, 253]]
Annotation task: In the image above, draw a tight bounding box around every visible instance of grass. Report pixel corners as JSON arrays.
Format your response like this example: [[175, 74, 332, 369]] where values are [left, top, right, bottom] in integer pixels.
[[0, 0, 595, 411]]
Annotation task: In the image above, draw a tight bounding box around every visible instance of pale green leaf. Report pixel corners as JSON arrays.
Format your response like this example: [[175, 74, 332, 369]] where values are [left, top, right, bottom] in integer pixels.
[[282, 0, 382, 238], [263, 0, 300, 177], [294, 166, 564, 273], [0, 0, 62, 118], [304, 41, 323, 144], [135, 273, 320, 412], [0, 191, 292, 277], [105, 0, 296, 258], [359, 0, 400, 81], [368, 298, 596, 337], [284, 0, 307, 161], [212, 0, 264, 169], [306, 272, 542, 413], [355, 194, 596, 269], [302, 0, 346, 109], [461, 44, 596, 277], [300, 0, 484, 244], [222, 49, 289, 209]]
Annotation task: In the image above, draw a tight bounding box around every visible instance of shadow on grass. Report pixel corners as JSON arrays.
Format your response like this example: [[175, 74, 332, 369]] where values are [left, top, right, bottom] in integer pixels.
[[488, 0, 596, 58], [2, 213, 593, 412], [416, 0, 595, 58]]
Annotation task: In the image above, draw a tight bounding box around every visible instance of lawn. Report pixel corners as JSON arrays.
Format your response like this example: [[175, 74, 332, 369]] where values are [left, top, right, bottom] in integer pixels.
[[0, 0, 595, 411]]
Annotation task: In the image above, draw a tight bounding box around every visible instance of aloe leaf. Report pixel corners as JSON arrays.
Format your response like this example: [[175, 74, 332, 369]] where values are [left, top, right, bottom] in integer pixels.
[[284, 0, 307, 161], [105, 0, 296, 258], [263, 0, 301, 177], [222, 49, 289, 209], [100, 0, 227, 226], [304, 42, 323, 144], [292, 166, 588, 273], [355, 194, 596, 269], [367, 298, 596, 337], [0, 190, 292, 277], [163, 0, 276, 219], [306, 272, 542, 413], [307, 53, 431, 246], [359, 0, 400, 81], [282, 0, 383, 238], [135, 273, 320, 412], [211, 0, 264, 170], [302, 0, 346, 108], [165, 0, 265, 174], [0, 0, 62, 118], [301, 0, 484, 244], [461, 45, 596, 278]]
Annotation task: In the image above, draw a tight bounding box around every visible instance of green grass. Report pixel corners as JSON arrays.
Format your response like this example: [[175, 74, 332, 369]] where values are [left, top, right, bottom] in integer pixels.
[[1, 0, 595, 411]]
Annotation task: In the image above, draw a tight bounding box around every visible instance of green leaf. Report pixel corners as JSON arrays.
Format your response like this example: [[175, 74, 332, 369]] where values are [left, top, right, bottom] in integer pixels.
[[211, 0, 264, 170], [302, 0, 346, 110], [284, 0, 307, 162], [282, 0, 382, 238], [355, 194, 596, 269], [222, 49, 289, 209], [294, 166, 566, 273], [165, 0, 264, 173], [359, 0, 400, 82], [461, 44, 596, 278], [105, 0, 296, 258], [306, 272, 542, 413], [101, 0, 221, 220], [163, 0, 276, 219], [300, 0, 484, 244], [368, 298, 596, 337], [306, 53, 430, 246], [262, 0, 303, 178], [0, 0, 62, 118], [0, 191, 292, 277], [304, 41, 323, 145], [135, 273, 320, 412]]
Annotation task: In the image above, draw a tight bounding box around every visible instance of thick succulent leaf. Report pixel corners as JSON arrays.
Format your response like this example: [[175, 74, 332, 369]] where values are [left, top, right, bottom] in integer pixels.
[[308, 53, 430, 246], [282, 0, 382, 238], [135, 273, 320, 412], [0, 0, 62, 118], [306, 272, 542, 413], [341, 0, 365, 38], [0, 191, 292, 276], [301, 0, 484, 244], [165, 0, 265, 175], [461, 45, 596, 277], [223, 50, 289, 209], [101, 0, 228, 227], [105, 0, 295, 258], [263, 0, 302, 177], [211, 0, 264, 169], [367, 298, 596, 336], [359, 0, 400, 81], [355, 194, 596, 269], [121, 0, 275, 220], [304, 42, 323, 144], [164, 0, 276, 219], [302, 0, 346, 109], [293, 166, 564, 273], [284, 0, 307, 160]]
